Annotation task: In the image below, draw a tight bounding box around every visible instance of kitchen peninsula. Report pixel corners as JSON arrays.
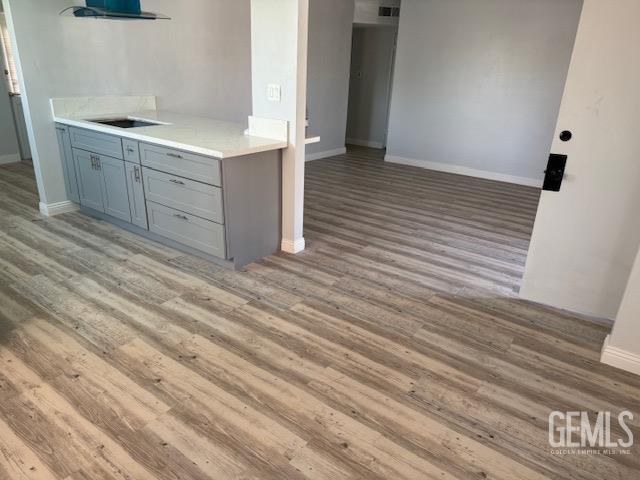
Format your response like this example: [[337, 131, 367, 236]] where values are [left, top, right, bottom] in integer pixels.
[[52, 96, 287, 268]]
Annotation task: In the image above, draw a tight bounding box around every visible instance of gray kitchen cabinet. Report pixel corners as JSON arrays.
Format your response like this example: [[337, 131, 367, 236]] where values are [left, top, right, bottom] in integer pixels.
[[55, 125, 80, 203], [73, 149, 105, 212], [100, 155, 132, 223], [125, 162, 148, 229], [60, 125, 281, 268]]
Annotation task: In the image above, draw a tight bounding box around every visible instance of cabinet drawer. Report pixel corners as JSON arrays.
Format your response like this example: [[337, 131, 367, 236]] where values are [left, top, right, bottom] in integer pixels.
[[123, 139, 140, 164], [70, 127, 123, 159], [140, 143, 221, 186], [143, 167, 224, 223], [147, 201, 226, 259]]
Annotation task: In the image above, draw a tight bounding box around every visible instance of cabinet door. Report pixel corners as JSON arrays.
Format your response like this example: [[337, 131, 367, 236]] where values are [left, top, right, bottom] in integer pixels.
[[56, 125, 80, 203], [73, 149, 104, 212], [125, 162, 148, 229], [99, 155, 132, 223]]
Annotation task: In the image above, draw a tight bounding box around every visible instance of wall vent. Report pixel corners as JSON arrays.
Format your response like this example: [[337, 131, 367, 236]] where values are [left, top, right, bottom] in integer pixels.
[[378, 6, 400, 17]]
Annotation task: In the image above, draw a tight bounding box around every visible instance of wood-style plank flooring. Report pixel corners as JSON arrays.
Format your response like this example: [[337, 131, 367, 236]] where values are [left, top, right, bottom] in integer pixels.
[[0, 148, 638, 479]]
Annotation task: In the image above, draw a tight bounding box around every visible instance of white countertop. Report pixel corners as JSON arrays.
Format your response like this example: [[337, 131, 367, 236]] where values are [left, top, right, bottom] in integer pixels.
[[53, 109, 288, 159]]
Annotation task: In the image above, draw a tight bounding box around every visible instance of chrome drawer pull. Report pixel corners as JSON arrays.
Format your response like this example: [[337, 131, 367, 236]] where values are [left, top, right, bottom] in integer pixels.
[[174, 214, 189, 221], [126, 147, 135, 153], [169, 179, 185, 185], [166, 152, 183, 159]]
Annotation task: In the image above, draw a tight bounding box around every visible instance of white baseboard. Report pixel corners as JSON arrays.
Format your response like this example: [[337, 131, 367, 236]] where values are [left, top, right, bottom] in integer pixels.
[[39, 201, 79, 217], [385, 154, 543, 188], [0, 153, 20, 165], [306, 147, 347, 162], [281, 237, 306, 254], [601, 335, 640, 376], [346, 138, 385, 149]]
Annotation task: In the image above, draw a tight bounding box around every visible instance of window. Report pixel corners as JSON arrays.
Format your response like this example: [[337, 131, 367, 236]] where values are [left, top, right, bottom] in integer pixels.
[[0, 13, 20, 94]]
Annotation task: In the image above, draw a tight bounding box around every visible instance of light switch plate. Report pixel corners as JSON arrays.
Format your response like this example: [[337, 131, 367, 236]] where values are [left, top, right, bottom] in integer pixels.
[[267, 84, 281, 103]]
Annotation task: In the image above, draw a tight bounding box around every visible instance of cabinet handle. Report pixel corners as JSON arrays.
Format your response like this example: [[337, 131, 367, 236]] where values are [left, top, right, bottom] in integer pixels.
[[134, 166, 141, 182], [166, 152, 183, 159], [96, 158, 101, 171], [90, 156, 96, 169], [169, 179, 185, 185], [126, 147, 135, 153], [174, 214, 189, 221]]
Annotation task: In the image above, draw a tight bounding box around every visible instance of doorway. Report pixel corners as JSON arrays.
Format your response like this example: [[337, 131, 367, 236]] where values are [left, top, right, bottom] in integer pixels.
[[0, 8, 29, 163], [345, 25, 397, 150]]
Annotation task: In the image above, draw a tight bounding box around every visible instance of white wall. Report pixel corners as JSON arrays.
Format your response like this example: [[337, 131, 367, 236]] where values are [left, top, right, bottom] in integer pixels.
[[386, 0, 582, 186], [346, 26, 396, 149], [0, 41, 19, 164], [306, 0, 354, 159], [521, 0, 640, 320], [3, 0, 251, 206], [251, 0, 309, 254]]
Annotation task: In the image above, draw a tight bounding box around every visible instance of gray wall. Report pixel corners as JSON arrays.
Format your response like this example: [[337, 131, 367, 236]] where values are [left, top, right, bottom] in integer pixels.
[[386, 0, 582, 184], [306, 0, 354, 157], [3, 0, 251, 205], [346, 26, 396, 148], [0, 38, 19, 162]]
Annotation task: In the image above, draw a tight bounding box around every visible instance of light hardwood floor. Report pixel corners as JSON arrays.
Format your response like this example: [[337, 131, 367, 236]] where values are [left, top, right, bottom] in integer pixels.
[[0, 149, 638, 479]]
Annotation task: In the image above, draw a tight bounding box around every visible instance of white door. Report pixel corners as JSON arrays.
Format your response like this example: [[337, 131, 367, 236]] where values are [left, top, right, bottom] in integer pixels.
[[521, 0, 640, 319]]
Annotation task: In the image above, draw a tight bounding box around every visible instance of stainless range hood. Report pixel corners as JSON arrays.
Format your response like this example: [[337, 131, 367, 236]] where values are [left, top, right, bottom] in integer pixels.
[[60, 0, 170, 21]]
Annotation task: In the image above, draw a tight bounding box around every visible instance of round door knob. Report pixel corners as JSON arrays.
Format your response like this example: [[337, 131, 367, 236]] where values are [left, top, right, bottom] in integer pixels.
[[559, 130, 572, 142]]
